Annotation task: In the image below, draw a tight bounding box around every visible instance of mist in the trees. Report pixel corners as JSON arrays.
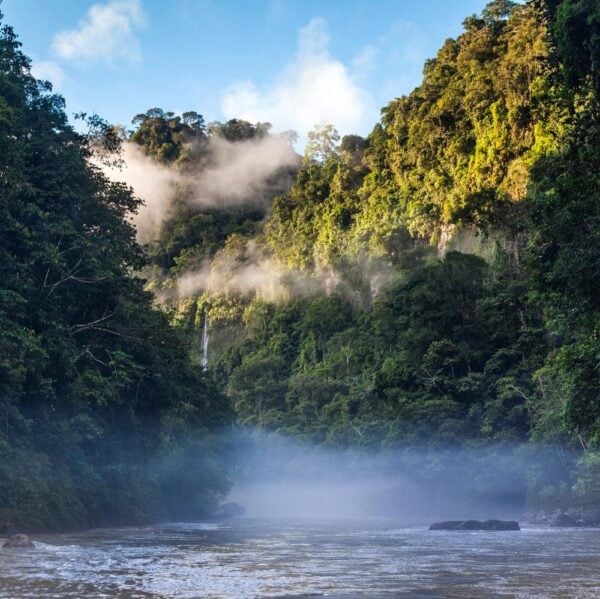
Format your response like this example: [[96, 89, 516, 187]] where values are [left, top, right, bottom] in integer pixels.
[[100, 134, 299, 242], [225, 430, 571, 521], [1, 0, 600, 595]]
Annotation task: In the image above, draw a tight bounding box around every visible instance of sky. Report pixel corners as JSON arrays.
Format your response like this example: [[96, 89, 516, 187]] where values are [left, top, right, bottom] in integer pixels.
[[3, 0, 490, 141]]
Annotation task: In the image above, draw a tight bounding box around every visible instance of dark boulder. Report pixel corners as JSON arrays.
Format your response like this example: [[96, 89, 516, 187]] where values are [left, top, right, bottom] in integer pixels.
[[483, 519, 521, 531], [430, 519, 520, 531], [2, 534, 35, 549]]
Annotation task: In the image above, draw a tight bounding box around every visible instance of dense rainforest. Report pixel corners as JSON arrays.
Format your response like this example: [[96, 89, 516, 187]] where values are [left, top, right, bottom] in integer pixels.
[[0, 0, 599, 530], [0, 12, 232, 530]]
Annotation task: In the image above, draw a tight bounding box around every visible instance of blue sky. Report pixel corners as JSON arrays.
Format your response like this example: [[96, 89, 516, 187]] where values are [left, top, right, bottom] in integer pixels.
[[3, 0, 489, 139]]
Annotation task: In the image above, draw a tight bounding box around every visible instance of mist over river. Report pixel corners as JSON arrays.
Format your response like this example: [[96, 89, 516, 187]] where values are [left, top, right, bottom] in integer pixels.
[[2, 518, 600, 598]]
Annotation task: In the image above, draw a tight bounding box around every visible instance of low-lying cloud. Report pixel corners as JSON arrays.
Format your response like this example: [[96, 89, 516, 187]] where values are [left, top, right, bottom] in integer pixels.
[[175, 241, 322, 303], [98, 137, 395, 304], [103, 143, 176, 242], [170, 240, 395, 307], [192, 135, 298, 206], [226, 430, 571, 521], [100, 135, 299, 242]]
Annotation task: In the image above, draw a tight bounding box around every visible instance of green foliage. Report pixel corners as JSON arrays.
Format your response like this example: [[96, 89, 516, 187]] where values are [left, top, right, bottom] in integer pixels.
[[4, 0, 600, 528], [134, 111, 301, 300], [237, 1, 596, 509], [266, 134, 368, 269], [131, 107, 206, 164], [207, 118, 272, 141], [263, 2, 566, 265], [214, 252, 545, 448], [525, 1, 600, 450], [144, 0, 599, 514], [0, 16, 231, 530], [551, 0, 600, 90], [147, 200, 266, 272]]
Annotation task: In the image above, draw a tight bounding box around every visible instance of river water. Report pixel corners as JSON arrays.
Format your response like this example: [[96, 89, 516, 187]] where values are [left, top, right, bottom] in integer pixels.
[[1, 519, 600, 598]]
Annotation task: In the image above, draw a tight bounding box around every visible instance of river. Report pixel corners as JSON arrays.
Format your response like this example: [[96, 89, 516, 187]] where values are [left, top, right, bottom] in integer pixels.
[[1, 518, 600, 598]]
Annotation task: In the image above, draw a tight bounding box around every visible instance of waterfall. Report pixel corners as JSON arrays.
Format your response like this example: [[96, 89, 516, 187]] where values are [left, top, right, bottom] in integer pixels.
[[323, 268, 337, 297], [201, 315, 209, 370]]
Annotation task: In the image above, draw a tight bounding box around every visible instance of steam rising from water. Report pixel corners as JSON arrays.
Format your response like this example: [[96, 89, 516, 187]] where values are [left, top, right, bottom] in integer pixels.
[[225, 431, 571, 521]]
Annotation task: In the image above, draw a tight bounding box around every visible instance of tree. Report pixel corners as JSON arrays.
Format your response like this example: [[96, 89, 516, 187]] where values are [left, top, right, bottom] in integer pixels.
[[482, 0, 517, 24], [0, 13, 230, 530], [207, 118, 270, 141], [304, 123, 340, 163], [131, 108, 207, 163]]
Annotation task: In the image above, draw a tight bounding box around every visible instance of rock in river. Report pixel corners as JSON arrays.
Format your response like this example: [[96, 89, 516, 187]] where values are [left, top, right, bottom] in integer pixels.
[[430, 519, 520, 531], [2, 534, 35, 548]]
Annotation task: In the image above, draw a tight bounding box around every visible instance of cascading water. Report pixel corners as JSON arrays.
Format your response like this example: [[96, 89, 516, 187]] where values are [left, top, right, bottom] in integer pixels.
[[201, 315, 209, 370]]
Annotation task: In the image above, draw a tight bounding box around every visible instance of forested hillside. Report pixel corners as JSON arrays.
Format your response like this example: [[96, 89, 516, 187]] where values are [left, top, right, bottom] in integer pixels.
[[0, 13, 231, 530], [1, 0, 598, 531], [137, 0, 599, 513]]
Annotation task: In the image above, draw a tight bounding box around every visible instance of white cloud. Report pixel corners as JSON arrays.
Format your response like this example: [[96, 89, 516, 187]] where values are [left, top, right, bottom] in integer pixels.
[[52, 0, 146, 66], [221, 18, 375, 138], [98, 135, 299, 242], [30, 60, 66, 90], [98, 143, 176, 242]]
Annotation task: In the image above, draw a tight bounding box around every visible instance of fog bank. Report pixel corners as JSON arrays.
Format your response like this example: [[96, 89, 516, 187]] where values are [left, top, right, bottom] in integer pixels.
[[100, 137, 298, 242], [175, 241, 320, 303], [225, 431, 571, 521]]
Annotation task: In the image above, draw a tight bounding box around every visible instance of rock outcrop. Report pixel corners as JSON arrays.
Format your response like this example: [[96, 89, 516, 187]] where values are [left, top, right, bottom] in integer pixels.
[[430, 519, 520, 531]]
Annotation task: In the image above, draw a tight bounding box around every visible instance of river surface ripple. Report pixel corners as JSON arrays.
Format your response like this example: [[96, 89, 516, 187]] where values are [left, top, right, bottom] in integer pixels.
[[1, 518, 600, 598]]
